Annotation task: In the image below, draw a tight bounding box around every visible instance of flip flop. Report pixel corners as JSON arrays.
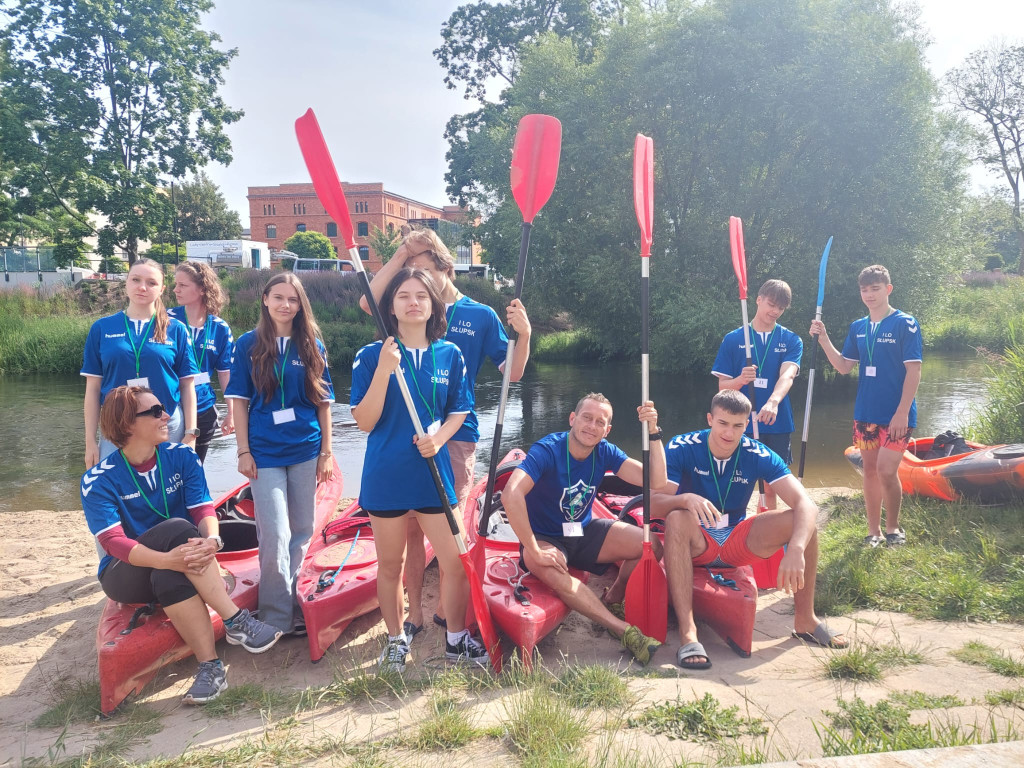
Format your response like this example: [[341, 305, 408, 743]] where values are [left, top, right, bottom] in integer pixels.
[[432, 613, 447, 629], [676, 641, 712, 670], [792, 622, 849, 649], [403, 621, 423, 644], [885, 528, 906, 546]]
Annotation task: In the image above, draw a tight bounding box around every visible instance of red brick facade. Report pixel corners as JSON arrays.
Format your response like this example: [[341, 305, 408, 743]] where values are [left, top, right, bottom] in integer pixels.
[[247, 182, 477, 272]]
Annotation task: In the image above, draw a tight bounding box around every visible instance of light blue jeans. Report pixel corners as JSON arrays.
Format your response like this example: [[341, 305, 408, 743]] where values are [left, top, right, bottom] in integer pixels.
[[249, 458, 318, 632], [98, 406, 183, 461]]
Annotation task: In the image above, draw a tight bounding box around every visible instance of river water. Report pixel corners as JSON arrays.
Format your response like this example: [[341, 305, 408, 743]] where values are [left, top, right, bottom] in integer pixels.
[[0, 351, 993, 514]]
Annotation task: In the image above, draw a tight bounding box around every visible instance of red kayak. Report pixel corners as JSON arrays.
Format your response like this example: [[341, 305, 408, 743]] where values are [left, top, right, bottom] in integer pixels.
[[297, 500, 436, 662], [97, 461, 342, 715]]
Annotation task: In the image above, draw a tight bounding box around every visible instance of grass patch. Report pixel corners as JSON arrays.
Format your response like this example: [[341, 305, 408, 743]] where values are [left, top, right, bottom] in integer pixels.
[[532, 329, 603, 362], [552, 664, 633, 710], [33, 678, 102, 728], [409, 691, 482, 750], [815, 493, 1024, 622], [985, 687, 1024, 707], [628, 692, 767, 742], [952, 641, 1024, 677], [887, 690, 965, 709], [966, 338, 1024, 445], [925, 278, 1024, 353], [821, 638, 925, 682], [504, 686, 591, 768], [201, 682, 297, 717]]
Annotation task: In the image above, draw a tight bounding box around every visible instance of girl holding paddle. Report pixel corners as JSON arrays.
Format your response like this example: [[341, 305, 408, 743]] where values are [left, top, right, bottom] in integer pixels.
[[351, 267, 486, 673], [169, 261, 235, 463], [226, 272, 335, 634], [82, 258, 199, 467]]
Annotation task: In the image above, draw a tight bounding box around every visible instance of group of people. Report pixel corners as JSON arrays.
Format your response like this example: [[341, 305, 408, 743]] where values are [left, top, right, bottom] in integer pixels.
[[79, 228, 922, 702]]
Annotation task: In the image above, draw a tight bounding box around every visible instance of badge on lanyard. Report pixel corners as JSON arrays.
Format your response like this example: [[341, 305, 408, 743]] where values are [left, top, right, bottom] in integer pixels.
[[427, 419, 441, 436], [704, 513, 730, 530], [193, 371, 211, 386], [562, 521, 584, 537], [754, 377, 768, 389], [273, 407, 296, 425], [127, 377, 150, 388], [865, 366, 877, 377]]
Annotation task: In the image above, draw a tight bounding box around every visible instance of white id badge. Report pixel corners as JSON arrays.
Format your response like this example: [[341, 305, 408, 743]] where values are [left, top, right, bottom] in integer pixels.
[[127, 377, 149, 388], [562, 521, 584, 537], [272, 408, 296, 425], [711, 513, 730, 530], [754, 377, 769, 389], [193, 372, 211, 386], [427, 420, 441, 436], [865, 366, 877, 377]]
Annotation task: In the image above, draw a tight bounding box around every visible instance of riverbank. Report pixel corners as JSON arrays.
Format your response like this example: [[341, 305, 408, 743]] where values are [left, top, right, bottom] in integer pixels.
[[4, 490, 1024, 767]]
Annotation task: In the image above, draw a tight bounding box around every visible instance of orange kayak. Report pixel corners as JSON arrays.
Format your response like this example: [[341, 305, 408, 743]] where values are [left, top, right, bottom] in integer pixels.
[[844, 437, 1024, 502]]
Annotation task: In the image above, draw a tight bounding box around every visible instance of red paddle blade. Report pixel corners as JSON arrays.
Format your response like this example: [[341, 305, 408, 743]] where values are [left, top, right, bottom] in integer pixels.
[[624, 542, 668, 643], [510, 114, 562, 223], [459, 551, 503, 672], [633, 134, 654, 257], [729, 216, 747, 300], [295, 109, 357, 251]]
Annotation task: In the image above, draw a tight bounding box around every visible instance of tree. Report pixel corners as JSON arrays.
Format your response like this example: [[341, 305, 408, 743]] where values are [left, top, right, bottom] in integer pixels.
[[947, 44, 1024, 273], [368, 225, 403, 263], [2, 0, 242, 264], [283, 231, 336, 261], [958, 191, 1020, 271], [174, 173, 242, 241]]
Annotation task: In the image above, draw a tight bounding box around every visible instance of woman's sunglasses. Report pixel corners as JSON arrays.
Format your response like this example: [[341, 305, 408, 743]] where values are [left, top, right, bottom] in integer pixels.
[[135, 403, 168, 419]]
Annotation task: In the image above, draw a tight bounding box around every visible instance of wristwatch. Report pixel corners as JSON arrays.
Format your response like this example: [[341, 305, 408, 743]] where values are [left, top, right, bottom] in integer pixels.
[[648, 429, 664, 442], [184, 428, 200, 438], [207, 535, 224, 551]]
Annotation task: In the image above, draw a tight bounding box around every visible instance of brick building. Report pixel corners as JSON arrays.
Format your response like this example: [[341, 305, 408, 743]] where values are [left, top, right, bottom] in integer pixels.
[[247, 182, 480, 273]]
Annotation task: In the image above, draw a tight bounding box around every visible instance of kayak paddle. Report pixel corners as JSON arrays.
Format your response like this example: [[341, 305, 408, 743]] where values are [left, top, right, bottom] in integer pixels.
[[797, 236, 833, 480], [624, 133, 667, 643], [294, 108, 503, 672], [728, 216, 767, 512], [477, 115, 562, 543]]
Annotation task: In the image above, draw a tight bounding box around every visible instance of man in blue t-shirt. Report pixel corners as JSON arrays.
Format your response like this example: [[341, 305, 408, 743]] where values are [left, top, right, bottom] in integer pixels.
[[501, 393, 666, 665], [712, 279, 802, 510], [654, 390, 848, 670], [809, 264, 922, 547]]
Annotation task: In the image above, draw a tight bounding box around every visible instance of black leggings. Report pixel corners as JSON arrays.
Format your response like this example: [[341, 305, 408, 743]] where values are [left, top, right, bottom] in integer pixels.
[[99, 518, 199, 607], [195, 406, 220, 464]]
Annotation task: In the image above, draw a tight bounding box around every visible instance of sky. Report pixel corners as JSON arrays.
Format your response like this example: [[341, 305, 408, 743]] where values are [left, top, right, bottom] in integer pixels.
[[201, 0, 1024, 227]]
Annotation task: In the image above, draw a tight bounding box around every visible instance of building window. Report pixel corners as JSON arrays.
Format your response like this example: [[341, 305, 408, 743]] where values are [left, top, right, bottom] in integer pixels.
[[271, 204, 276, 215], [296, 223, 306, 232], [358, 245, 370, 260], [266, 224, 277, 239], [388, 203, 395, 214], [387, 223, 394, 234], [357, 221, 368, 237], [293, 203, 307, 215], [400, 206, 406, 217], [326, 222, 338, 237]]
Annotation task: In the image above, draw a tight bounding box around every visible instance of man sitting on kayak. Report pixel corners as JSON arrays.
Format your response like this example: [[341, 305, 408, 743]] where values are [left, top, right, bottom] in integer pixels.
[[501, 392, 666, 665], [655, 389, 848, 670]]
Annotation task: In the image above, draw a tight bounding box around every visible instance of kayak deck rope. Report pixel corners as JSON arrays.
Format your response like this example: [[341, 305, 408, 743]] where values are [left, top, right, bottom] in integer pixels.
[[705, 567, 739, 591], [314, 529, 361, 595], [498, 554, 532, 606], [120, 603, 156, 635]]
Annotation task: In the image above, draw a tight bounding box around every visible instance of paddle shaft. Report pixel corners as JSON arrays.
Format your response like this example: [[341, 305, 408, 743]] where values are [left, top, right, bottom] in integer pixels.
[[641, 257, 651, 539], [480, 221, 532, 535], [739, 299, 768, 508], [797, 308, 823, 480]]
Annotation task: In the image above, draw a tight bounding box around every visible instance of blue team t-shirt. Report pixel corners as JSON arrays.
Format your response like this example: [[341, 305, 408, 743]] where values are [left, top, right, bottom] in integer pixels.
[[444, 297, 509, 443], [666, 429, 789, 528], [840, 309, 922, 427], [81, 311, 199, 411], [81, 442, 213, 577], [711, 324, 803, 434], [167, 306, 234, 414], [351, 339, 473, 510], [225, 332, 334, 468], [518, 432, 629, 537]]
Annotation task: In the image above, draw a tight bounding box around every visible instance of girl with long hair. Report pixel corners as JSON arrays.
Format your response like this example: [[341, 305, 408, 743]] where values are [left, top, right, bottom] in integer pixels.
[[226, 272, 334, 634], [81, 385, 281, 706], [351, 267, 487, 673], [170, 261, 235, 463], [82, 258, 198, 466]]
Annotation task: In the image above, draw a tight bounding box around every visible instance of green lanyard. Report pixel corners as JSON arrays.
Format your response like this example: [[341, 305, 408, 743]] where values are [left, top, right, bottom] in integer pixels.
[[122, 312, 157, 377], [399, 341, 438, 422], [565, 435, 597, 522], [706, 440, 741, 513], [752, 325, 778, 373], [120, 449, 170, 519], [864, 311, 893, 367], [443, 297, 463, 338], [275, 338, 291, 409], [190, 315, 213, 371]]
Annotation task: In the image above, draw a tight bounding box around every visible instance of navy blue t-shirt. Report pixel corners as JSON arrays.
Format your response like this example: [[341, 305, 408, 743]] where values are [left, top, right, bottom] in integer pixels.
[[840, 310, 922, 427], [167, 306, 234, 414]]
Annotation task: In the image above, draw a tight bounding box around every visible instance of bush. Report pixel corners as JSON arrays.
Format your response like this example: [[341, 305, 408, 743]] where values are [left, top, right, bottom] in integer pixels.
[[966, 338, 1024, 445]]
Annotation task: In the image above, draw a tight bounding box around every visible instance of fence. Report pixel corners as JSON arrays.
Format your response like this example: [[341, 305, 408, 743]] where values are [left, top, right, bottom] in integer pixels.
[[2, 247, 58, 273]]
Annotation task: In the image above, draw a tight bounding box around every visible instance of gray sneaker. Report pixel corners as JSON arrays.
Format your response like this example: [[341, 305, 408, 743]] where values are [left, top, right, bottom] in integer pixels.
[[183, 660, 227, 704], [378, 637, 409, 674], [224, 608, 282, 654]]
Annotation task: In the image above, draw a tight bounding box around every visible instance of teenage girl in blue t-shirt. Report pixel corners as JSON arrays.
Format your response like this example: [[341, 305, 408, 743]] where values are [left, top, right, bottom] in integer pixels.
[[82, 258, 198, 467], [170, 261, 235, 463], [351, 267, 487, 673], [226, 272, 334, 634]]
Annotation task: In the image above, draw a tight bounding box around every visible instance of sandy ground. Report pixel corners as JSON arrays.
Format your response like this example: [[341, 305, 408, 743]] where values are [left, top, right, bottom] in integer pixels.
[[3, 492, 1024, 767]]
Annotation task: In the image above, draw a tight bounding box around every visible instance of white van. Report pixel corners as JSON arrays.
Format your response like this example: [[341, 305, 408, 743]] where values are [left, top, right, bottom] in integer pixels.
[[278, 254, 354, 273]]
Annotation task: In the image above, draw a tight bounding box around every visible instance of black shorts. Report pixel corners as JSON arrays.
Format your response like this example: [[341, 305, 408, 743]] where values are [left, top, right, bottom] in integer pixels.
[[365, 506, 444, 519], [194, 405, 219, 464], [98, 518, 199, 607], [758, 432, 792, 465], [520, 517, 615, 576]]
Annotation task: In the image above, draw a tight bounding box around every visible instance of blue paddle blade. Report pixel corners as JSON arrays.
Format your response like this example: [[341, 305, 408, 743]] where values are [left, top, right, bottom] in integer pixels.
[[816, 236, 833, 307]]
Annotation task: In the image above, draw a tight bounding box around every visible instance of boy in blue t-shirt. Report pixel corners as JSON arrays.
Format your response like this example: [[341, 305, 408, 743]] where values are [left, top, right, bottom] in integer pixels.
[[501, 393, 666, 665], [809, 265, 922, 547], [654, 390, 848, 670], [712, 279, 802, 510]]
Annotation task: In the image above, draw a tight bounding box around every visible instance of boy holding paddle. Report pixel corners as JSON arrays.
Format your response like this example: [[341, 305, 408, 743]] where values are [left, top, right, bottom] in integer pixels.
[[655, 390, 848, 669], [500, 393, 666, 665], [809, 264, 922, 547], [712, 279, 802, 510]]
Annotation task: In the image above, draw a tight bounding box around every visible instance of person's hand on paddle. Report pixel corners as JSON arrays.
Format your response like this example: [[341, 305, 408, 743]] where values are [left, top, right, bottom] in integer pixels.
[[182, 536, 217, 574], [378, 337, 401, 375], [637, 400, 659, 432], [736, 365, 757, 386], [412, 432, 442, 458], [757, 398, 779, 425], [809, 319, 829, 344], [681, 493, 722, 528], [506, 299, 531, 337], [777, 545, 806, 595]]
